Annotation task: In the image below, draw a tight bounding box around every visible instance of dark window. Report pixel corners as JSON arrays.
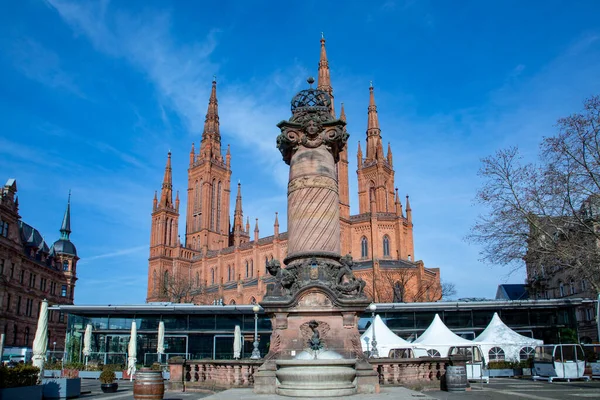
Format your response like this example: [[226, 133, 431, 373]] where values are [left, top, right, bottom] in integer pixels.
[[0, 259, 4, 275], [24, 327, 30, 345], [361, 237, 368, 258], [16, 296, 21, 315], [63, 261, 69, 271], [19, 270, 24, 284], [0, 219, 8, 237], [61, 285, 67, 297], [13, 324, 17, 346], [59, 312, 65, 323], [383, 236, 390, 257], [5, 294, 11, 311], [10, 263, 14, 278], [245, 261, 249, 278]]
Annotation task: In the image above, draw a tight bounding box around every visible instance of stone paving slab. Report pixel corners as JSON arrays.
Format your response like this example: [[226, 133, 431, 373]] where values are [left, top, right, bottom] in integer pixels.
[[203, 387, 436, 400]]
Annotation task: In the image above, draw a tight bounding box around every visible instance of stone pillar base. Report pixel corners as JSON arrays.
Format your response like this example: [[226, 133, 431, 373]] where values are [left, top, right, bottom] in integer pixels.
[[355, 360, 380, 394], [253, 361, 277, 394]]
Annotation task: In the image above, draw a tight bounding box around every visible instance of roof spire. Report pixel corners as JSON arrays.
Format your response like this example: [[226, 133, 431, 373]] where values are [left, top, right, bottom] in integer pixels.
[[274, 212, 279, 237], [233, 182, 244, 232], [339, 102, 346, 122], [60, 191, 71, 240], [254, 218, 259, 242], [357, 141, 363, 168], [159, 152, 173, 208], [387, 142, 393, 166], [317, 33, 334, 116], [200, 78, 221, 159], [366, 83, 383, 161], [406, 194, 412, 222], [246, 216, 250, 233]]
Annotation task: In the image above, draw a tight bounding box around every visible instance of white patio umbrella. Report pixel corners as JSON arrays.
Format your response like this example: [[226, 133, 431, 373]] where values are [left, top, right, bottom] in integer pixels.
[[157, 321, 165, 362], [233, 325, 242, 359], [32, 299, 49, 381], [127, 321, 137, 381], [82, 324, 92, 366]]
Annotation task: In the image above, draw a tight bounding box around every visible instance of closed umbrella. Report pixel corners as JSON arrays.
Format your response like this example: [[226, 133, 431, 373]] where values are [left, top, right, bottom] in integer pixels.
[[32, 299, 49, 381], [233, 325, 242, 359], [82, 324, 92, 366], [157, 321, 165, 362], [127, 321, 137, 381]]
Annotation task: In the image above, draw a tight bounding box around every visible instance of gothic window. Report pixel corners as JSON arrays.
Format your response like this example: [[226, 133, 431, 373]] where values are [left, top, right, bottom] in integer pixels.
[[192, 237, 196, 249], [250, 260, 254, 277], [229, 299, 236, 305], [383, 235, 390, 257], [361, 237, 368, 258], [559, 281, 565, 297], [211, 268, 215, 284], [217, 181, 222, 233], [153, 270, 157, 294], [63, 260, 69, 271], [196, 272, 200, 287], [570, 279, 576, 295], [163, 271, 169, 294], [24, 327, 30, 345], [265, 256, 269, 273], [245, 261, 249, 278], [488, 347, 505, 361], [211, 179, 216, 230], [250, 297, 257, 304], [194, 180, 198, 209]]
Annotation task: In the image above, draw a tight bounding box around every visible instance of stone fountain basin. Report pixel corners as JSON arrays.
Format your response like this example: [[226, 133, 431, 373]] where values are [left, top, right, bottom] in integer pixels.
[[276, 359, 357, 397]]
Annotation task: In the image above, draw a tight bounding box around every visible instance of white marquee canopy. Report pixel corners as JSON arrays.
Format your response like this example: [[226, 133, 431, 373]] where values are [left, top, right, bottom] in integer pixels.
[[412, 314, 474, 357]]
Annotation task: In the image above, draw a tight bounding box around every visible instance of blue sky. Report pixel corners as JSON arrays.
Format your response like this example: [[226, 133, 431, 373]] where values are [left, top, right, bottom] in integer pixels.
[[2, 0, 600, 304]]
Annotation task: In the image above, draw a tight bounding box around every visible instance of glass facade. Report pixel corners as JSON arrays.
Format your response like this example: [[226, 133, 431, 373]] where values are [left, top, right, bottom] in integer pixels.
[[59, 301, 580, 366]]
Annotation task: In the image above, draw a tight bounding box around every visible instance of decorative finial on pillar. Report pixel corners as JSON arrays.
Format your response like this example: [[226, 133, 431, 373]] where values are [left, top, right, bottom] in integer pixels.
[[307, 76, 315, 88]]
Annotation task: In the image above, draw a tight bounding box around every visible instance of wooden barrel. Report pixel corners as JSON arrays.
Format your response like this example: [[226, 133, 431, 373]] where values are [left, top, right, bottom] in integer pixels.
[[445, 365, 467, 392], [133, 370, 165, 400]]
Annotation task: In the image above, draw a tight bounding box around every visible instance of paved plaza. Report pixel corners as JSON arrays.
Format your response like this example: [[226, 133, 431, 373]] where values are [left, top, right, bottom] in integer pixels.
[[75, 378, 600, 400]]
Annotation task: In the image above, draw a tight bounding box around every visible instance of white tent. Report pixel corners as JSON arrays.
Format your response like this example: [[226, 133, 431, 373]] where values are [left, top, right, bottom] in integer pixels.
[[413, 314, 474, 357], [361, 315, 426, 357], [474, 313, 543, 363]]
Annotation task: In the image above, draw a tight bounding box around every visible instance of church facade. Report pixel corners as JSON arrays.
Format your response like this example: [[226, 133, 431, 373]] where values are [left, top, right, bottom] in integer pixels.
[[147, 38, 441, 305]]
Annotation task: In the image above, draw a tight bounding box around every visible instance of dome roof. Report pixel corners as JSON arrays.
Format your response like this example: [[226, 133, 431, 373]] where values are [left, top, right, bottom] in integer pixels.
[[52, 239, 77, 256], [290, 77, 332, 114]]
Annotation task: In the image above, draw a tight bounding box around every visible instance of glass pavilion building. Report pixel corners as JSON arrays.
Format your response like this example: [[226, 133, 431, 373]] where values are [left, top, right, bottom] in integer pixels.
[[51, 298, 590, 366]]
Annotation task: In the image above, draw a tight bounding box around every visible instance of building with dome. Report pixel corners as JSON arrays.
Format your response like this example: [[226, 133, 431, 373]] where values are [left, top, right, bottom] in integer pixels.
[[0, 179, 78, 354], [146, 38, 441, 305]]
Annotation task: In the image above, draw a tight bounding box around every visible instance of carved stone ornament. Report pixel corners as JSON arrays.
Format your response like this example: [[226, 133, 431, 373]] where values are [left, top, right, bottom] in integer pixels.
[[288, 175, 338, 195], [264, 254, 367, 301], [276, 120, 348, 164]]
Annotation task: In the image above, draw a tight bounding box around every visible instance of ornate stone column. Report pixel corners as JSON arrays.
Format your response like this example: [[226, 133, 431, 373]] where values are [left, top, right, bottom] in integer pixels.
[[277, 77, 347, 262]]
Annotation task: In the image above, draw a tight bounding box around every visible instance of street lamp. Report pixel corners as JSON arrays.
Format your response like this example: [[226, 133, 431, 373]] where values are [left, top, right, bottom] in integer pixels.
[[369, 303, 379, 358], [251, 305, 261, 359]]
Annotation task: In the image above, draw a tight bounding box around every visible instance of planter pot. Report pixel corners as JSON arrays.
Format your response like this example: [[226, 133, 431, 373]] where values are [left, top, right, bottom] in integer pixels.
[[101, 383, 119, 393], [78, 371, 102, 379], [0, 385, 43, 400], [488, 369, 514, 377], [44, 370, 62, 378], [42, 378, 81, 399], [522, 368, 532, 376]]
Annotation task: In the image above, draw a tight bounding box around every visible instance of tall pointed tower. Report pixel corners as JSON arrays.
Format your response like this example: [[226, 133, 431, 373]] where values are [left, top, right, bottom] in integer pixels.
[[150, 152, 180, 251], [52, 192, 79, 300], [186, 78, 232, 251], [357, 83, 395, 214], [232, 182, 250, 247]]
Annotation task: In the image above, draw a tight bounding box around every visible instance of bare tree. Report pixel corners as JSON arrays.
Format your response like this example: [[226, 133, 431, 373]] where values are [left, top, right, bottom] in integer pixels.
[[366, 267, 444, 303], [161, 271, 207, 304], [469, 95, 600, 293]]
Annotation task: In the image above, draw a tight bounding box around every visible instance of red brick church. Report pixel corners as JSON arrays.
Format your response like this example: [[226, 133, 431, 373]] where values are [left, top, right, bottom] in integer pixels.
[[147, 38, 441, 305]]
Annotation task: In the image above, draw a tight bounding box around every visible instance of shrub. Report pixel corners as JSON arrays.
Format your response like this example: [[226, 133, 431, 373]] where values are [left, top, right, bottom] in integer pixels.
[[0, 364, 40, 388], [100, 369, 116, 384], [63, 362, 85, 371], [150, 363, 161, 371], [102, 364, 124, 372], [487, 360, 518, 369]]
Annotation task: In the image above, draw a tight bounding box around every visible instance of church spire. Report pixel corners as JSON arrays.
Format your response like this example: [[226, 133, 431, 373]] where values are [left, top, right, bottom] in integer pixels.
[[357, 141, 363, 168], [406, 195, 412, 223], [317, 33, 334, 116], [234, 182, 243, 231], [200, 77, 221, 160], [274, 212, 279, 238], [339, 102, 346, 122], [60, 191, 71, 240], [366, 82, 383, 161], [159, 152, 173, 208], [387, 142, 393, 166]]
